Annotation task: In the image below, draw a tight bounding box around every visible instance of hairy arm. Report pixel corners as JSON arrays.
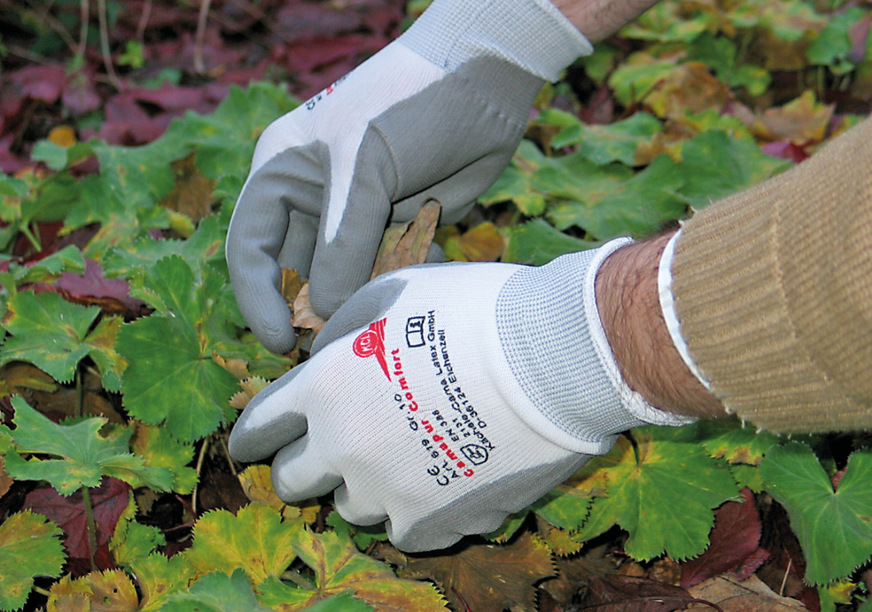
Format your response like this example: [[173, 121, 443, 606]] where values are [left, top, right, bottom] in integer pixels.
[[551, 0, 661, 42], [596, 233, 726, 420]]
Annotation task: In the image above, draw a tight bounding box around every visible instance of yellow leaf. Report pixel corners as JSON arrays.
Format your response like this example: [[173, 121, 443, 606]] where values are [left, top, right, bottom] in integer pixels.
[[48, 125, 76, 148], [48, 570, 139, 612]]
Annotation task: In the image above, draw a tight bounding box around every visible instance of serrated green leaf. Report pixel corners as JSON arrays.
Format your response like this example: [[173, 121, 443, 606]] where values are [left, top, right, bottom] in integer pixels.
[[110, 495, 166, 569], [118, 314, 238, 441], [117, 255, 239, 442], [761, 443, 872, 585], [160, 569, 273, 612], [289, 529, 447, 611], [692, 419, 782, 465], [0, 291, 100, 383], [569, 427, 741, 561], [184, 503, 300, 585], [0, 245, 86, 292], [807, 7, 865, 74], [0, 511, 65, 611], [131, 423, 198, 493], [4, 396, 174, 495]]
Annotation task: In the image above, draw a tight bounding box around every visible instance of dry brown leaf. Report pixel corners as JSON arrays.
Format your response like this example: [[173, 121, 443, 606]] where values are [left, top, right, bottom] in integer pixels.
[[160, 152, 215, 223], [0, 458, 12, 500], [399, 532, 555, 611], [291, 282, 327, 333], [685, 575, 808, 611], [370, 200, 441, 279], [647, 62, 731, 119], [229, 376, 269, 411], [282, 201, 442, 337]]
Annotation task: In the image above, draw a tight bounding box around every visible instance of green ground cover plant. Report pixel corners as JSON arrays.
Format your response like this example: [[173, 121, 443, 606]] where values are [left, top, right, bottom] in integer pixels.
[[2, 0, 872, 609]]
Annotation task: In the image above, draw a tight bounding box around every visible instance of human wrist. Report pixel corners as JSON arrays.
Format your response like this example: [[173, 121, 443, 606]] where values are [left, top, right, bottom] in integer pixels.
[[550, 0, 660, 42], [595, 233, 725, 420]]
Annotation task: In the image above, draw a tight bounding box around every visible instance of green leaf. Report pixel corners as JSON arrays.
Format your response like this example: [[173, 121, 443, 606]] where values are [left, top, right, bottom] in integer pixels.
[[565, 427, 741, 561], [547, 154, 686, 239], [131, 423, 198, 493], [502, 219, 597, 265], [677, 130, 791, 209], [184, 503, 300, 586], [761, 443, 872, 585], [110, 495, 166, 569], [0, 511, 65, 612], [807, 7, 866, 74], [117, 256, 240, 442], [4, 396, 174, 495], [549, 111, 663, 166], [0, 290, 124, 389], [691, 419, 782, 466], [160, 569, 273, 612], [0, 291, 98, 383]]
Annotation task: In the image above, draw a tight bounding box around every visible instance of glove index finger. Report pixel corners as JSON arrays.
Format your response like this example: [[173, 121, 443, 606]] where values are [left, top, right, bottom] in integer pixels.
[[308, 158, 394, 319]]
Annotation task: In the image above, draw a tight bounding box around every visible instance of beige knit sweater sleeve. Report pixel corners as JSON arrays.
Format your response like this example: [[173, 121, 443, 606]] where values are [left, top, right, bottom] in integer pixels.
[[671, 117, 872, 433]]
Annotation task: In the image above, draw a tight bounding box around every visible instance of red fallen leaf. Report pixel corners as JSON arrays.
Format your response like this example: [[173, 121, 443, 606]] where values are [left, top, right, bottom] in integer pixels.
[[681, 488, 769, 588], [760, 140, 808, 164], [23, 478, 131, 571], [62, 69, 102, 115], [50, 258, 145, 316], [8, 64, 67, 104], [275, 2, 364, 43]]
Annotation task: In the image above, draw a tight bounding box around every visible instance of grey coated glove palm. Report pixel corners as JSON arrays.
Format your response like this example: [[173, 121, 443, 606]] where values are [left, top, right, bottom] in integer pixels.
[[228, 240, 692, 552], [225, 0, 593, 353]]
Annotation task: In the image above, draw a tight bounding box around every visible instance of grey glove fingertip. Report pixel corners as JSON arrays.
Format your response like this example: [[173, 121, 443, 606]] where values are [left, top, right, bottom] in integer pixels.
[[271, 438, 344, 501]]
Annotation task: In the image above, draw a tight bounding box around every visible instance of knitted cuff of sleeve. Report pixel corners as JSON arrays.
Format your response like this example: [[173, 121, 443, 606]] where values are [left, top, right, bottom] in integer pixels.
[[670, 118, 872, 433]]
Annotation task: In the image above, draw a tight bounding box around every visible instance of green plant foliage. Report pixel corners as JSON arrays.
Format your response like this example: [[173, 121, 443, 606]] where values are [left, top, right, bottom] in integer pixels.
[[159, 569, 273, 611], [538, 427, 741, 561], [761, 443, 872, 585], [117, 256, 240, 442], [0, 511, 65, 612], [184, 503, 300, 585], [0, 244, 85, 295], [258, 528, 448, 611], [0, 290, 125, 390], [3, 396, 174, 495]]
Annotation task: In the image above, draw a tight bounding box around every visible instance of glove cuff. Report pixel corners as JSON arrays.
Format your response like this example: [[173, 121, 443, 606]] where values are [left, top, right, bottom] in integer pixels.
[[497, 239, 695, 454], [401, 0, 593, 82]]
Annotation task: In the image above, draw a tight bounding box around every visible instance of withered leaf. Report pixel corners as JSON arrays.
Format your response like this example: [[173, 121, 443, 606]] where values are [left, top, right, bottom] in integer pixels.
[[399, 532, 555, 611], [581, 574, 699, 612], [369, 199, 441, 279], [686, 575, 808, 611], [161, 152, 215, 223]]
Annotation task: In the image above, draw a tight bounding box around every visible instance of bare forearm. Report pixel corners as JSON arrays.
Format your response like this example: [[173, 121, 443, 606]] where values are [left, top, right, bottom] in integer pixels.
[[551, 0, 660, 42], [596, 233, 726, 420]]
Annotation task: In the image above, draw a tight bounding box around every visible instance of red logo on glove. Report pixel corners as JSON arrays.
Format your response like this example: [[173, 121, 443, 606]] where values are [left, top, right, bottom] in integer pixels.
[[353, 318, 390, 380]]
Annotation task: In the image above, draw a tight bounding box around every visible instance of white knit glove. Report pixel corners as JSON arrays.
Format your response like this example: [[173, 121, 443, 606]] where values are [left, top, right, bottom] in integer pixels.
[[229, 240, 692, 552], [225, 0, 593, 353]]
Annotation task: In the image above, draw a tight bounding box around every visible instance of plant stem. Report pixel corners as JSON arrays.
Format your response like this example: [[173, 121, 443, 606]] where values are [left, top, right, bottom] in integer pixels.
[[75, 364, 84, 418], [81, 486, 99, 572]]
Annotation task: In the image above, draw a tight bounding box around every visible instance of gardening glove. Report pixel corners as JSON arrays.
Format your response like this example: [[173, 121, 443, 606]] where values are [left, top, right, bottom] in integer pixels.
[[228, 239, 693, 552], [225, 0, 593, 354]]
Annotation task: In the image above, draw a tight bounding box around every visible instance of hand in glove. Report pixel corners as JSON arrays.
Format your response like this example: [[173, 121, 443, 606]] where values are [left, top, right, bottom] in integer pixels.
[[228, 240, 692, 552], [225, 0, 593, 353]]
